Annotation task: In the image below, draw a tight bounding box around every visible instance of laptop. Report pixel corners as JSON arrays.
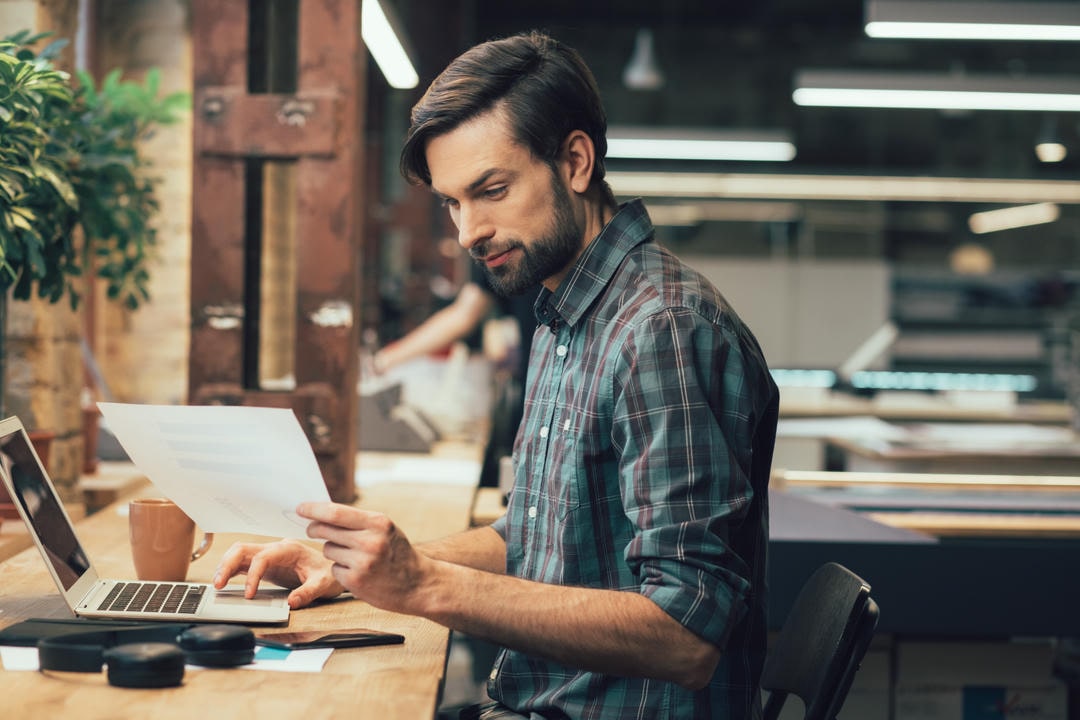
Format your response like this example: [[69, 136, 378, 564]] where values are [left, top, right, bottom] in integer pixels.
[[0, 415, 290, 624]]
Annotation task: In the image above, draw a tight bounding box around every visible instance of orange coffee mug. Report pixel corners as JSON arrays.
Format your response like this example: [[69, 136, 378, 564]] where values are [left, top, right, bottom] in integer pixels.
[[128, 498, 214, 582]]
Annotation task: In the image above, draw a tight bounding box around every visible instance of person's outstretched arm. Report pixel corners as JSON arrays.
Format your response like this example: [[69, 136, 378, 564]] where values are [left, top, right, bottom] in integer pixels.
[[373, 282, 493, 373]]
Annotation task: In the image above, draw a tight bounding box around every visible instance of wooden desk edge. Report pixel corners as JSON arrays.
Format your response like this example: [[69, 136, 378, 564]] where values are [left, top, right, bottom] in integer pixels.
[[772, 469, 1080, 539], [772, 469, 1080, 492], [78, 462, 150, 514], [471, 487, 505, 527], [779, 397, 1072, 424], [866, 510, 1080, 538]]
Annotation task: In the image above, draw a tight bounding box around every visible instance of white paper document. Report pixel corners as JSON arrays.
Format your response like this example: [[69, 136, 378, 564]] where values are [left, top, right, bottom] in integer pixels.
[[97, 403, 331, 538]]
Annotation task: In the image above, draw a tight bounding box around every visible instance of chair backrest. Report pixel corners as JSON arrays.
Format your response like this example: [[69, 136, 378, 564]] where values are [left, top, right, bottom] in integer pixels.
[[761, 562, 880, 720]]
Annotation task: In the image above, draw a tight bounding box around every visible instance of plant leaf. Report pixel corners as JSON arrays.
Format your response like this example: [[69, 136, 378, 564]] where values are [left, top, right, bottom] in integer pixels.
[[31, 161, 78, 208]]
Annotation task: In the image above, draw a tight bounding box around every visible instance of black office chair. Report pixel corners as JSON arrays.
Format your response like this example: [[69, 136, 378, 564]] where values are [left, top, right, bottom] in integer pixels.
[[762, 562, 880, 720]]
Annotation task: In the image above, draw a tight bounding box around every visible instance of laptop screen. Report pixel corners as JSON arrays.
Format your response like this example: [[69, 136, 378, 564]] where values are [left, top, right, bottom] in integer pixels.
[[1, 428, 90, 590]]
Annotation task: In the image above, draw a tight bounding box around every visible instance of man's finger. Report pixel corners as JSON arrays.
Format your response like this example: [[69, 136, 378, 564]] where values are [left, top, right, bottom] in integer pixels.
[[213, 544, 254, 588], [243, 551, 272, 598], [296, 502, 380, 529], [304, 520, 359, 550], [287, 589, 308, 609]]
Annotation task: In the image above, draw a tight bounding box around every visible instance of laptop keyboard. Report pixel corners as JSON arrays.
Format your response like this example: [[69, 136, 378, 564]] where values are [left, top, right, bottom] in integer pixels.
[[97, 582, 205, 615]]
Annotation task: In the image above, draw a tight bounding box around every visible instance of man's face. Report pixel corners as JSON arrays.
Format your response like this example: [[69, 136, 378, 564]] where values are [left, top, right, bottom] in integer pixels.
[[425, 110, 584, 296]]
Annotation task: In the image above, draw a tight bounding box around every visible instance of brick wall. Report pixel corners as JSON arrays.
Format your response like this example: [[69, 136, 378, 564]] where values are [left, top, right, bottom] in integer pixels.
[[96, 0, 192, 406], [4, 299, 84, 500]]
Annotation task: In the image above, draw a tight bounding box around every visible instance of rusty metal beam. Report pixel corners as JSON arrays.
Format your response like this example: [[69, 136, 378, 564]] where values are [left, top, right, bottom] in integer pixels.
[[292, 0, 363, 503], [190, 0, 363, 503], [195, 90, 341, 158], [190, 0, 248, 394]]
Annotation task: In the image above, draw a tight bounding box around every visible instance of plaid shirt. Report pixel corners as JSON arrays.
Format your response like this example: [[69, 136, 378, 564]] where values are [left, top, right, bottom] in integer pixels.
[[489, 200, 779, 719]]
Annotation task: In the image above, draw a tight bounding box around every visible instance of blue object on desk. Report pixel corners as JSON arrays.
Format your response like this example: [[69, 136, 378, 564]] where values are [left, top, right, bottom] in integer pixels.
[[255, 646, 291, 661]]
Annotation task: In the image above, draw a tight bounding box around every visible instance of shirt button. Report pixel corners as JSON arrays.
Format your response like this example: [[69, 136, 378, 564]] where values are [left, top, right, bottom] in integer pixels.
[[556, 345, 568, 357], [539, 426, 549, 438], [563, 418, 571, 431], [528, 506, 537, 519]]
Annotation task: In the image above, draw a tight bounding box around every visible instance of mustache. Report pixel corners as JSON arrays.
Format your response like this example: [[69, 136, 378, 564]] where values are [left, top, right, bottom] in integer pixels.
[[469, 240, 522, 262]]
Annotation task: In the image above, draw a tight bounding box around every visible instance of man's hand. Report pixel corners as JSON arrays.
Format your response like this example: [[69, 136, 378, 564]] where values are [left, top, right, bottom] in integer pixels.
[[297, 502, 434, 615], [214, 539, 346, 609]]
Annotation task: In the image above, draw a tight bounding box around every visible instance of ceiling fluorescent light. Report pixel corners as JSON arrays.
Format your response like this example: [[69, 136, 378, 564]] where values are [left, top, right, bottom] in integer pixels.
[[607, 171, 1080, 204], [647, 201, 802, 226], [793, 70, 1080, 112], [607, 126, 796, 162], [362, 0, 418, 89], [968, 202, 1061, 234], [865, 0, 1080, 41]]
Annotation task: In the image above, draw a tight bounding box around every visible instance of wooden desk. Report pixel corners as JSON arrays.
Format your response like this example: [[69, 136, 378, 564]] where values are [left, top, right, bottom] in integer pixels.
[[774, 468, 1080, 539], [79, 461, 149, 514], [863, 510, 1080, 538], [471, 487, 505, 528], [0, 521, 34, 563], [767, 489, 1080, 638], [827, 424, 1080, 476], [779, 392, 1072, 424], [0, 441, 482, 719], [775, 400, 1075, 473]]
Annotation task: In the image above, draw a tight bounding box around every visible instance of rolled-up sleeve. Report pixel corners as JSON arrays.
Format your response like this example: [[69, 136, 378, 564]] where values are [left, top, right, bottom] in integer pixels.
[[490, 513, 507, 540], [613, 307, 759, 647]]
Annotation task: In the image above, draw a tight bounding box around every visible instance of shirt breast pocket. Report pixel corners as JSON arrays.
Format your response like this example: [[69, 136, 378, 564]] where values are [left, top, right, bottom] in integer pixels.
[[519, 433, 581, 523]]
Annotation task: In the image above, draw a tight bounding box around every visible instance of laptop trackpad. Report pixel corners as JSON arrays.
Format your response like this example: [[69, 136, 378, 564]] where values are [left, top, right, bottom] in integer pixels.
[[213, 589, 284, 607]]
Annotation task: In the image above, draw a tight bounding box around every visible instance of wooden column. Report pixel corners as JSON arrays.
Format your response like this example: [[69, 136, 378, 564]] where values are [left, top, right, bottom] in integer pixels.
[[189, 0, 364, 502]]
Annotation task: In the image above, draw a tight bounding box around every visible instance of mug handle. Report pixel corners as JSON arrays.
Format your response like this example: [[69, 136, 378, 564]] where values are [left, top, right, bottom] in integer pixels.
[[191, 532, 215, 562]]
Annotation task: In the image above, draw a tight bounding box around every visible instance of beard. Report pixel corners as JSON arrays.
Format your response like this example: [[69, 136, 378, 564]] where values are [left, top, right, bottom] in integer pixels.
[[471, 174, 581, 297]]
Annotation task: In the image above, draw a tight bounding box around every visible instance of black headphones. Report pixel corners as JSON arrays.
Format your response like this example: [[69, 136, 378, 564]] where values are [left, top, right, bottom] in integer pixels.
[[37, 623, 256, 688]]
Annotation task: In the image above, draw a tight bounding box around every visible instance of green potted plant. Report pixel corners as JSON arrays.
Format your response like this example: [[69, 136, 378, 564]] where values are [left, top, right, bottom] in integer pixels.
[[0, 31, 188, 515], [1, 31, 188, 309]]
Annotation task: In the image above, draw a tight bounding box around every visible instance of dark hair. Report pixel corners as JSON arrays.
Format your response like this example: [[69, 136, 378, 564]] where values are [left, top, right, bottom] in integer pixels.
[[400, 31, 610, 197]]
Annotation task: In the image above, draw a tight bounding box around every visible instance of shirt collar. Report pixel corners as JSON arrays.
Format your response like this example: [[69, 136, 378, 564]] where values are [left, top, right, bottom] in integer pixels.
[[534, 198, 654, 331]]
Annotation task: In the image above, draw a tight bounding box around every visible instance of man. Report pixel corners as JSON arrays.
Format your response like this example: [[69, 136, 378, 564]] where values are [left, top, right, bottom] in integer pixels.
[[215, 30, 779, 719]]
